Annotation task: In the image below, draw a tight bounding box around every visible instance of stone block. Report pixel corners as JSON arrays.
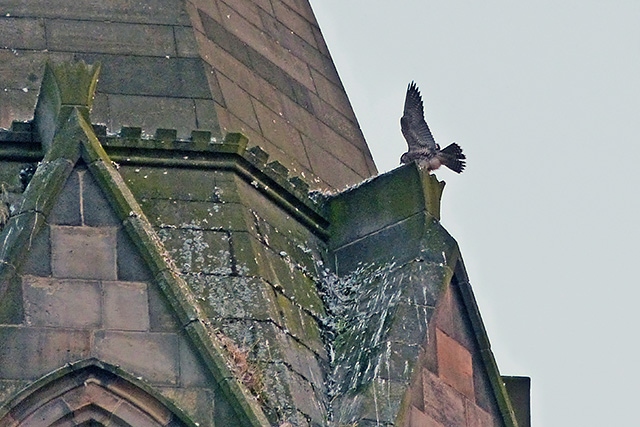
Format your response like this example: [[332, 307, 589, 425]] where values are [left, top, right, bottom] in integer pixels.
[[195, 96, 223, 136], [503, 376, 531, 427], [271, 1, 317, 48], [0, 271, 24, 325], [263, 248, 325, 318], [105, 94, 198, 139], [92, 330, 179, 385], [188, 274, 280, 321], [139, 199, 249, 232], [274, 293, 326, 359], [328, 164, 429, 249], [465, 399, 497, 427], [174, 25, 199, 58], [47, 19, 176, 57], [0, 89, 38, 129], [278, 0, 316, 23], [103, 281, 150, 331], [0, 50, 74, 91], [22, 276, 102, 328], [221, 0, 265, 30], [217, 72, 260, 131], [60, 382, 121, 417], [157, 227, 232, 275], [76, 53, 211, 99], [20, 223, 52, 277], [216, 0, 313, 89], [196, 33, 283, 114], [0, 17, 46, 50], [421, 369, 466, 427], [82, 169, 121, 226], [51, 225, 117, 280], [158, 386, 222, 427], [408, 405, 444, 427], [332, 216, 426, 276], [147, 281, 179, 332], [120, 166, 220, 202], [0, 0, 191, 25], [178, 334, 210, 387], [198, 9, 251, 65], [48, 167, 82, 226], [309, 68, 356, 122], [436, 328, 474, 399], [302, 137, 366, 190], [0, 326, 91, 379], [116, 228, 153, 282]]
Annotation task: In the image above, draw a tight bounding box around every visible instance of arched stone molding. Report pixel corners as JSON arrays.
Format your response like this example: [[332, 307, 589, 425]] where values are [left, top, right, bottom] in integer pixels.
[[0, 359, 197, 427]]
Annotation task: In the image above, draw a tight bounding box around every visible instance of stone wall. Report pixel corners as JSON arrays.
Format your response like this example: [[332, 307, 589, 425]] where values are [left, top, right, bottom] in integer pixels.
[[0, 165, 241, 426], [0, 0, 378, 190]]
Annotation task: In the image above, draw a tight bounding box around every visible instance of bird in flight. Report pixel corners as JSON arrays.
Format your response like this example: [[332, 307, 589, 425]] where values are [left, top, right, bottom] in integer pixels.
[[400, 82, 466, 173]]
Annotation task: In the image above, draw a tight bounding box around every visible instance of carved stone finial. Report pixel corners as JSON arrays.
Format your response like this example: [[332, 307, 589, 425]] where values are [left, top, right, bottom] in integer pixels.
[[34, 60, 101, 150]]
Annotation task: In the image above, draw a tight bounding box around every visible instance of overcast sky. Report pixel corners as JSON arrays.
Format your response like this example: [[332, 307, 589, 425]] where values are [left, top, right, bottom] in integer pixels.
[[309, 2, 640, 426]]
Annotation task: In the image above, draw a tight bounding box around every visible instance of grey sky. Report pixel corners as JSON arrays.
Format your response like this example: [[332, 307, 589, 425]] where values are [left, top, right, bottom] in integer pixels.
[[310, 1, 640, 425]]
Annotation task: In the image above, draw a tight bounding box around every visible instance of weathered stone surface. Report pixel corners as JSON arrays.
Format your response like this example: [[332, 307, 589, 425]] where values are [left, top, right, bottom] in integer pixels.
[[421, 369, 466, 427], [0, 18, 46, 50], [178, 334, 210, 388], [82, 169, 120, 226], [50, 225, 118, 280], [20, 223, 52, 277], [22, 276, 102, 328], [92, 331, 179, 385], [0, 0, 191, 25], [77, 53, 211, 99], [47, 20, 177, 57], [466, 399, 499, 427], [48, 168, 82, 226], [0, 326, 91, 379], [105, 94, 199, 139], [189, 274, 279, 321], [103, 280, 150, 331], [436, 328, 474, 399], [158, 227, 232, 275], [503, 376, 531, 427], [147, 281, 179, 332], [408, 405, 444, 427], [116, 227, 154, 282], [0, 50, 73, 91]]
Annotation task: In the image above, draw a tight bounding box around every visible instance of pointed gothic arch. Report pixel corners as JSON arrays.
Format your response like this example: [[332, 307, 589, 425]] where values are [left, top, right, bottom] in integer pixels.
[[0, 359, 197, 427]]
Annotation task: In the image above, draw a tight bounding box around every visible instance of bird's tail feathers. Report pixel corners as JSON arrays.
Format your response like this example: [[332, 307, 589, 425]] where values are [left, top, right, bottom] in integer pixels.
[[438, 143, 466, 173]]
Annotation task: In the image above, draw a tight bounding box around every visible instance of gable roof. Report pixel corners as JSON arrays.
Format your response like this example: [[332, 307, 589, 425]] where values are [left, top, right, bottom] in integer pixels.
[[0, 61, 270, 427]]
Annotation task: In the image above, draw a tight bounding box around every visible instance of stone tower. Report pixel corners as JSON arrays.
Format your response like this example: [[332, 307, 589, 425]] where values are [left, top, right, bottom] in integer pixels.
[[0, 1, 529, 426]]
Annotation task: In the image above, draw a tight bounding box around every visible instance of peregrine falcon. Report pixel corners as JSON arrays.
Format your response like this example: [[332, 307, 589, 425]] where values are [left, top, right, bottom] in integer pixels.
[[400, 82, 466, 173]]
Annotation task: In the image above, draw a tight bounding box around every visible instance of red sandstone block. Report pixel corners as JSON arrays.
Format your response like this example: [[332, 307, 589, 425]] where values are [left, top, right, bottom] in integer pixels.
[[436, 328, 475, 400], [408, 405, 444, 427], [422, 369, 466, 427]]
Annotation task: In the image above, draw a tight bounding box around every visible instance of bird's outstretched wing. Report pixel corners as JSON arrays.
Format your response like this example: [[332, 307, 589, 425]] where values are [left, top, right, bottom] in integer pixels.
[[400, 81, 437, 152]]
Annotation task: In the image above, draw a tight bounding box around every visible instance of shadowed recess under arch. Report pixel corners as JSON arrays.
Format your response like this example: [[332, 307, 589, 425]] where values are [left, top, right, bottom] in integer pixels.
[[0, 358, 197, 427]]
